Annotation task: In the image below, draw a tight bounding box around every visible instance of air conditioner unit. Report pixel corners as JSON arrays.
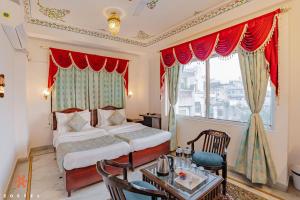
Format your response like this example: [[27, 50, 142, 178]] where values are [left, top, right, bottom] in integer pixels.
[[2, 24, 27, 50], [0, 0, 27, 50]]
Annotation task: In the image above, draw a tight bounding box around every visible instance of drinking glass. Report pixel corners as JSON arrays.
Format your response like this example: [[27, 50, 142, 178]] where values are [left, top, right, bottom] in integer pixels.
[[191, 163, 197, 174], [175, 147, 183, 169], [183, 147, 192, 169]]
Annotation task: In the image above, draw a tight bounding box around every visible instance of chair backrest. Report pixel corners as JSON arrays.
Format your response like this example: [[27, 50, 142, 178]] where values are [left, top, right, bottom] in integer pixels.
[[201, 129, 230, 155], [96, 160, 167, 200], [97, 161, 129, 200]]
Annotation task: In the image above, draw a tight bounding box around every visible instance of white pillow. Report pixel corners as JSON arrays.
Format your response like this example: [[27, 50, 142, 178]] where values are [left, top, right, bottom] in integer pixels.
[[118, 109, 126, 118], [108, 111, 126, 125], [97, 108, 127, 127], [56, 110, 92, 133], [97, 109, 114, 127], [68, 113, 88, 132]]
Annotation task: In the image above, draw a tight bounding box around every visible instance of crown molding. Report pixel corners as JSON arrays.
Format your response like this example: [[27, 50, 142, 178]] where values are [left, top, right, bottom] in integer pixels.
[[24, 0, 251, 47]]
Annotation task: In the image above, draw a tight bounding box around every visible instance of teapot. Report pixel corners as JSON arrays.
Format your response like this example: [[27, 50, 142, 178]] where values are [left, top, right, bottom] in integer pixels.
[[157, 155, 174, 176]]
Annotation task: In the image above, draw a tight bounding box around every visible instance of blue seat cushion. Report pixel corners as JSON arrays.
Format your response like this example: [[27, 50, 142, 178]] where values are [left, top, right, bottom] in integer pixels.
[[123, 180, 160, 200], [192, 151, 224, 167]]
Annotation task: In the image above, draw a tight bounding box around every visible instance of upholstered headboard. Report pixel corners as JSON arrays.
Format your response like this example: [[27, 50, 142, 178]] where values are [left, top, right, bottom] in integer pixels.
[[52, 106, 122, 130]]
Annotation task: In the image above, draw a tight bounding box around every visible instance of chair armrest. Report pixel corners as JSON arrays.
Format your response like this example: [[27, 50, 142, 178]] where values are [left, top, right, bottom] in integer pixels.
[[103, 160, 132, 181], [130, 184, 168, 199], [187, 132, 205, 154], [104, 160, 132, 169]]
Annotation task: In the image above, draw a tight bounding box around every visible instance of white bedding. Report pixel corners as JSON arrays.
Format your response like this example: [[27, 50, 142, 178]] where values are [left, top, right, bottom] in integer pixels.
[[102, 123, 171, 151], [53, 128, 131, 170]]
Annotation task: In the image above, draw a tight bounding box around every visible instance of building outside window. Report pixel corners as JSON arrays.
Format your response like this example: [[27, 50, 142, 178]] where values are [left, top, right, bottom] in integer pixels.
[[175, 53, 274, 126]]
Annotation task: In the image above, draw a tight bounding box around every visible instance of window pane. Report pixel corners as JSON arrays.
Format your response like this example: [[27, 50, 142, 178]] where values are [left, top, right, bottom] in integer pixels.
[[209, 53, 273, 125], [176, 60, 206, 117], [260, 81, 273, 126]]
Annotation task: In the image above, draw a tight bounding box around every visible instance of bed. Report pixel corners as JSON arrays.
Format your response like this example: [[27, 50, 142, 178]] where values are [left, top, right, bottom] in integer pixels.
[[102, 122, 171, 168], [53, 108, 132, 197], [52, 107, 170, 196]]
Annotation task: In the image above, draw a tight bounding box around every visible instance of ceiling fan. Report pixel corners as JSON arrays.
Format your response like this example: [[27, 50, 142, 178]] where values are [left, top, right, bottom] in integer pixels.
[[129, 0, 159, 16]]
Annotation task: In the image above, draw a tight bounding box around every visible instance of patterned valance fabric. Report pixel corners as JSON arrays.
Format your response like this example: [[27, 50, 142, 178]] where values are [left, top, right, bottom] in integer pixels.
[[160, 10, 280, 96], [48, 48, 129, 92]]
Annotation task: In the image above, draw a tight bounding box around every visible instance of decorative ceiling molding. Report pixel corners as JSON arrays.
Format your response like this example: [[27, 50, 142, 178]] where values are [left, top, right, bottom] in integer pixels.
[[145, 0, 251, 46], [24, 0, 251, 47], [133, 30, 153, 40], [147, 0, 159, 9], [37, 0, 70, 22], [27, 18, 146, 46]]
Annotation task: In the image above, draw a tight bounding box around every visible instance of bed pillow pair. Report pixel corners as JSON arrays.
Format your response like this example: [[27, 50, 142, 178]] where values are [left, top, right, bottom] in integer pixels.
[[97, 109, 126, 127], [56, 110, 92, 133]]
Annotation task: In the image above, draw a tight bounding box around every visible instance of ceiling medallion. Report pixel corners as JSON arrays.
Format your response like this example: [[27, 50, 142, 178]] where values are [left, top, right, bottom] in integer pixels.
[[37, 0, 70, 22], [147, 0, 159, 9], [134, 30, 153, 40]]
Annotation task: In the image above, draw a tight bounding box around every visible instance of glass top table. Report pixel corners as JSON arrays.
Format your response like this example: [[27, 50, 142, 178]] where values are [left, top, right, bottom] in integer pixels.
[[140, 161, 223, 200]]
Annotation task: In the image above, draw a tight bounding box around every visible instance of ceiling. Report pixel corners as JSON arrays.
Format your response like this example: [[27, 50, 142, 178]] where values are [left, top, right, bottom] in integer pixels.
[[25, 0, 251, 47]]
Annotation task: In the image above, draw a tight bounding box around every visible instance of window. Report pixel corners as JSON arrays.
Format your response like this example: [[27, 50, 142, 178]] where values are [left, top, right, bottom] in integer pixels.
[[176, 61, 206, 117], [176, 53, 274, 126]]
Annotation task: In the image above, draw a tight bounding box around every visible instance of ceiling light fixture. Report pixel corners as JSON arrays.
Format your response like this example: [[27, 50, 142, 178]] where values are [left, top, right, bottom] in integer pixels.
[[107, 12, 121, 36]]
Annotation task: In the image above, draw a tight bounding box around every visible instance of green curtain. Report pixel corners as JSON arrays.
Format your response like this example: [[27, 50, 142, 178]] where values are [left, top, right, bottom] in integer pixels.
[[74, 68, 89, 109], [53, 67, 75, 111], [166, 64, 180, 151], [89, 70, 125, 109], [235, 50, 277, 184], [53, 67, 125, 111]]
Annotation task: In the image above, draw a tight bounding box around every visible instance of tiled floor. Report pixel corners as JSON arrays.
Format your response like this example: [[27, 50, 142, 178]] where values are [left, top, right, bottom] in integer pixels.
[[6, 149, 300, 200], [6, 160, 29, 200]]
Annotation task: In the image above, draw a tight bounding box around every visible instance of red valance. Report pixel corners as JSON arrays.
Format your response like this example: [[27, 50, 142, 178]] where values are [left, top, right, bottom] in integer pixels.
[[160, 10, 280, 95], [48, 48, 129, 92]]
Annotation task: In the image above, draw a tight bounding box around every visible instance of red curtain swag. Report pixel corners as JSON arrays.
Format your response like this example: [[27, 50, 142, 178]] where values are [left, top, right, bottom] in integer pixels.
[[48, 48, 129, 92], [160, 10, 280, 96]]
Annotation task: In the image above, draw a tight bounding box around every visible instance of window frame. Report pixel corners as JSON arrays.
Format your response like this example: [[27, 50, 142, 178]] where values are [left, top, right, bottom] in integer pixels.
[[174, 53, 275, 128]]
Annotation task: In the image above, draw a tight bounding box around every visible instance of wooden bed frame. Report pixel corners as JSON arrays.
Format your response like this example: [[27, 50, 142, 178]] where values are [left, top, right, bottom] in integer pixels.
[[52, 106, 170, 197]]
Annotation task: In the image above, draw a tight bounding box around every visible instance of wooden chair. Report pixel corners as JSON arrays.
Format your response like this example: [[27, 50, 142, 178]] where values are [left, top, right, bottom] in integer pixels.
[[96, 160, 167, 200], [187, 129, 230, 195]]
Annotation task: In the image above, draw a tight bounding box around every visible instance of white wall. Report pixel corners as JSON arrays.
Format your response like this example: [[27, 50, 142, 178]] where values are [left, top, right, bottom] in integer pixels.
[[0, 27, 29, 195], [288, 0, 300, 170], [148, 1, 298, 188], [14, 52, 29, 158], [27, 38, 150, 148]]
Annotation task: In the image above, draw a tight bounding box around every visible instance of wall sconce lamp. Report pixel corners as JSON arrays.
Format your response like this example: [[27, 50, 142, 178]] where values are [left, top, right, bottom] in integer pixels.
[[128, 91, 133, 98], [43, 88, 50, 100], [0, 74, 5, 98]]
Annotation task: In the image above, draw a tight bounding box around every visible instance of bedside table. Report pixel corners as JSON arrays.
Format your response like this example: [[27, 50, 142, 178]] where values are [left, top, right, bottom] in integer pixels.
[[139, 113, 161, 129], [127, 118, 144, 123]]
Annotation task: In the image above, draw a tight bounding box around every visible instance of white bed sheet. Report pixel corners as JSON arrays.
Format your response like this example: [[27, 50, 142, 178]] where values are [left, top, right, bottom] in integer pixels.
[[53, 128, 107, 148], [102, 123, 171, 151], [53, 128, 131, 170]]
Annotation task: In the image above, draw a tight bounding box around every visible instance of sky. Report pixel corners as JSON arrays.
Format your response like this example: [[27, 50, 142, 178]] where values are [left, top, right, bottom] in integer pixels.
[[209, 53, 241, 83]]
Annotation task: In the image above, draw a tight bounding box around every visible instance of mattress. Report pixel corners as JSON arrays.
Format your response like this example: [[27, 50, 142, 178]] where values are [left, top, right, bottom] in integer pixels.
[[53, 128, 131, 171], [102, 123, 171, 151]]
